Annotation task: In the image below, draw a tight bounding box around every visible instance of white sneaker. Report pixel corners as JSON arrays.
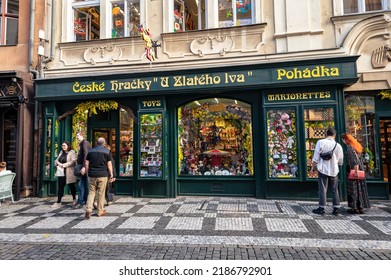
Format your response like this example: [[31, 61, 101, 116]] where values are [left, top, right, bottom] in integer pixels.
[[72, 199, 77, 206], [51, 202, 62, 208]]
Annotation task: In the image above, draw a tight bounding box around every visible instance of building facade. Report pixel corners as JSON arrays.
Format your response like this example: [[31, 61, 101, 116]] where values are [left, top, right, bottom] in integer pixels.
[[0, 0, 45, 199], [35, 0, 391, 200]]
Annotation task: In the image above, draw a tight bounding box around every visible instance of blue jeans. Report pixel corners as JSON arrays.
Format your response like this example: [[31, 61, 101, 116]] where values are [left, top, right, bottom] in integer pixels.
[[77, 176, 89, 205], [317, 172, 340, 208]]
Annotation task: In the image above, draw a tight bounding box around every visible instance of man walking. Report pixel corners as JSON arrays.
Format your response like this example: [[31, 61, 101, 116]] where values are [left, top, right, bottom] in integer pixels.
[[74, 131, 91, 209], [310, 127, 344, 216], [84, 137, 114, 219]]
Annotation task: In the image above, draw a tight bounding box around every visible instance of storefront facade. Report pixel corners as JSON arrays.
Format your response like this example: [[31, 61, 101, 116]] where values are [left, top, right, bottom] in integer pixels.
[[0, 71, 35, 199], [36, 56, 364, 199]]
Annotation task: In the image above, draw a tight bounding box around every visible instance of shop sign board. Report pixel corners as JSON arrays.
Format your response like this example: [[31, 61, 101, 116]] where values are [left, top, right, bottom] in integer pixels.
[[36, 58, 358, 100]]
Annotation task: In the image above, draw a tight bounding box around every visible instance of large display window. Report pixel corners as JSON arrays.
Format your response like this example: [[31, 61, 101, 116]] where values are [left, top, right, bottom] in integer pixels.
[[267, 109, 297, 178], [178, 98, 253, 176]]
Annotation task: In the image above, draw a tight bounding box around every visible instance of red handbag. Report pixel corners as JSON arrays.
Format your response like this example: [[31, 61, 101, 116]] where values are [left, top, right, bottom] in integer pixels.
[[347, 170, 365, 180]]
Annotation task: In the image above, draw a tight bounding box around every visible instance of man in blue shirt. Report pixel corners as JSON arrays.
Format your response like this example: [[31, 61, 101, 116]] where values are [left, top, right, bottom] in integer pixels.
[[84, 137, 114, 219]]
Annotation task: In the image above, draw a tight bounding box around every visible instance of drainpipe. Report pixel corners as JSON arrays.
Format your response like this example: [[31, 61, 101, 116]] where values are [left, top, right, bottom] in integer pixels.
[[29, 0, 39, 79], [40, 0, 56, 78], [29, 0, 39, 197]]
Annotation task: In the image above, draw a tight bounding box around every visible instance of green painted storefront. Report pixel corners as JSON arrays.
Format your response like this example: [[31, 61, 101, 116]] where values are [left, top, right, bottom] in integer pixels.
[[35, 56, 389, 200]]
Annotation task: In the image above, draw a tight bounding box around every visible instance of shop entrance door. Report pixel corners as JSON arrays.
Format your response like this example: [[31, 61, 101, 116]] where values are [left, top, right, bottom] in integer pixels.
[[380, 121, 391, 195], [91, 128, 116, 158], [0, 107, 17, 172]]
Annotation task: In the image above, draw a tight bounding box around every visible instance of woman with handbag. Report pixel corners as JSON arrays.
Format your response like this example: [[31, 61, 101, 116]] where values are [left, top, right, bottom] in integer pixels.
[[341, 133, 370, 214], [52, 141, 77, 208]]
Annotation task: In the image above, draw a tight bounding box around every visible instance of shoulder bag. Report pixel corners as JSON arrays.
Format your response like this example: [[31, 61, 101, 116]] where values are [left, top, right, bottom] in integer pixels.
[[320, 142, 337, 161]]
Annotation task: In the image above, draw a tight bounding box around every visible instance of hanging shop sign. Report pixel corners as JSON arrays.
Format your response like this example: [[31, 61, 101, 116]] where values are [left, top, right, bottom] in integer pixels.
[[36, 57, 358, 100]]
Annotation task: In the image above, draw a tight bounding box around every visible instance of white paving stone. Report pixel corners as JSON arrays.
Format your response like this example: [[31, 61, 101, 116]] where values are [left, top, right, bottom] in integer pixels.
[[177, 204, 203, 213], [215, 217, 253, 231], [104, 204, 135, 213], [257, 203, 279, 213], [118, 216, 160, 229], [72, 217, 118, 229], [28, 217, 77, 229], [0, 216, 37, 228], [0, 204, 30, 213], [367, 220, 391, 235], [165, 217, 203, 230], [217, 203, 247, 212], [21, 205, 58, 214], [265, 218, 309, 232], [136, 204, 171, 213], [316, 220, 369, 234]]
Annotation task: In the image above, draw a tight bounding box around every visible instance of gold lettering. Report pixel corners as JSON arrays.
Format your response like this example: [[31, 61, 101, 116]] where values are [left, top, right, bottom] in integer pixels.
[[160, 77, 169, 88], [73, 82, 80, 93], [277, 69, 286, 80]]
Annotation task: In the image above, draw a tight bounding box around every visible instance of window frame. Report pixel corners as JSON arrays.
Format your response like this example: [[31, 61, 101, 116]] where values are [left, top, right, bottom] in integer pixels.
[[0, 0, 19, 46], [64, 0, 145, 42], [218, 0, 255, 28], [343, 0, 390, 14]]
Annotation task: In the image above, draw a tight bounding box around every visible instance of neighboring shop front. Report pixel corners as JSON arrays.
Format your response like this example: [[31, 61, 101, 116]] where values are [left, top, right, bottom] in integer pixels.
[[0, 71, 34, 199], [36, 56, 369, 199]]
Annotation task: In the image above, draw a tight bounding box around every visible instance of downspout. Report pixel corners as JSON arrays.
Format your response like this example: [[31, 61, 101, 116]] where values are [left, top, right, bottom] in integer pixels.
[[29, 0, 39, 197], [40, 0, 56, 78]]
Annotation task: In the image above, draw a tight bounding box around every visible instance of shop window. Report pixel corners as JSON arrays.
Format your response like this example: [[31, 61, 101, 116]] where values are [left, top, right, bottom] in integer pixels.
[[112, 1, 140, 38], [218, 0, 253, 28], [343, 0, 389, 14], [304, 108, 335, 178], [173, 0, 205, 32], [267, 109, 298, 178], [0, 0, 19, 45], [73, 2, 100, 41], [178, 98, 253, 176], [44, 119, 52, 178], [140, 113, 163, 177], [119, 107, 134, 176], [345, 95, 380, 178], [70, 0, 144, 41]]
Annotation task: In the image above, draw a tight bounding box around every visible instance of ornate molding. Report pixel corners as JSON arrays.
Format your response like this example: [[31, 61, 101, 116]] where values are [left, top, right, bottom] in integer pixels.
[[371, 44, 391, 68], [83, 45, 122, 65], [190, 36, 234, 57]]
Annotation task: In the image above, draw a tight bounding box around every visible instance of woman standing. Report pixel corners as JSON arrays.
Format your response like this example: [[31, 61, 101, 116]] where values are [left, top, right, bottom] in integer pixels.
[[341, 133, 370, 214], [52, 141, 77, 208]]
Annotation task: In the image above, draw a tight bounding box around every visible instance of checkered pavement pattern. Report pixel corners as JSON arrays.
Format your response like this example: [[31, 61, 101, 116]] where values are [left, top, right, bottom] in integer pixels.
[[0, 196, 391, 250]]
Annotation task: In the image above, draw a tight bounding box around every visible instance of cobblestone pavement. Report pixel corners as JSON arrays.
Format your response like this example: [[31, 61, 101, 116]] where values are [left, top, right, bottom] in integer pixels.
[[0, 196, 390, 260]]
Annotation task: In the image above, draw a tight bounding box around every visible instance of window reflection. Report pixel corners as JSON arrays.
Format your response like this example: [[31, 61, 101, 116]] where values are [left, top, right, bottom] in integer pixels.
[[345, 95, 380, 178]]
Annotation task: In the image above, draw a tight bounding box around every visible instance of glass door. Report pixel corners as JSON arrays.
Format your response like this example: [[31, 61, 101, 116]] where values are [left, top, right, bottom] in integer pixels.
[[304, 107, 335, 179], [380, 120, 391, 194]]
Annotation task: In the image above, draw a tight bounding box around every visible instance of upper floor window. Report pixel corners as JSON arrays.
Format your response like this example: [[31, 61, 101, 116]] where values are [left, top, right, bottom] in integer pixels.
[[0, 0, 19, 45], [343, 0, 389, 14], [111, 0, 140, 38], [73, 0, 100, 41], [173, 0, 205, 32], [70, 0, 142, 42], [218, 0, 253, 28]]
